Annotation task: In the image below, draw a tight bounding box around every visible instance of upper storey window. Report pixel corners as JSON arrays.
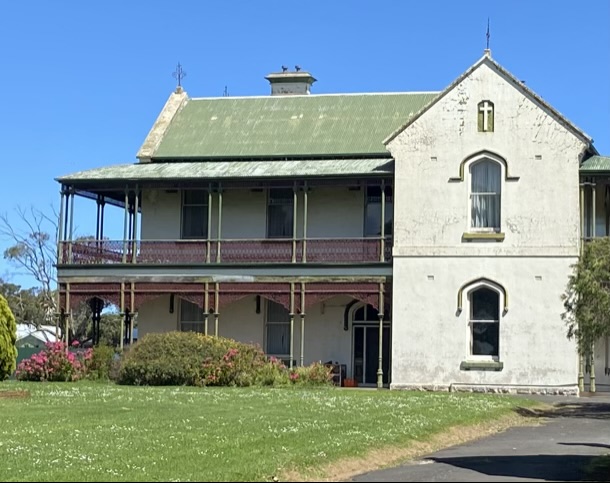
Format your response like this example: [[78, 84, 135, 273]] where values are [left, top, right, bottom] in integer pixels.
[[470, 160, 501, 231], [267, 188, 294, 238], [364, 184, 393, 237], [181, 190, 208, 239]]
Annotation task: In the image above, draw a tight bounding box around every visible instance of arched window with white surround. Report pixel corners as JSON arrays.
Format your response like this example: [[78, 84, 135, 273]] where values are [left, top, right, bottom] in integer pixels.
[[469, 286, 500, 357], [470, 159, 501, 231]]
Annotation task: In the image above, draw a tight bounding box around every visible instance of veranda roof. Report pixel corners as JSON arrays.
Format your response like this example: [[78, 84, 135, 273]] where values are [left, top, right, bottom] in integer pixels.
[[580, 155, 610, 173], [57, 158, 394, 184]]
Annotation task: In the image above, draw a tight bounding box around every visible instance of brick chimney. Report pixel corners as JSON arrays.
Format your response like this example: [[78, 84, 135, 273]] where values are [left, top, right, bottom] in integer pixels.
[[265, 66, 316, 95]]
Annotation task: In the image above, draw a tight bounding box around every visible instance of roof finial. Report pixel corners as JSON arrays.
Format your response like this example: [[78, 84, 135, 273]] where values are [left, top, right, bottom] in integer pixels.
[[172, 62, 187, 92], [484, 18, 491, 57]]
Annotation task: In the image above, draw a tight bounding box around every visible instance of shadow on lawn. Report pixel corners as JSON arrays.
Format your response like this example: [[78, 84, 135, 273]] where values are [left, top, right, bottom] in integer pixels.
[[515, 401, 610, 421]]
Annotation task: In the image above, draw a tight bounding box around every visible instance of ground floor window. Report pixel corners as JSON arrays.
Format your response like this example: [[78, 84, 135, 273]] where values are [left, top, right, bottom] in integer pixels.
[[179, 298, 204, 333], [265, 300, 290, 356], [470, 287, 499, 356]]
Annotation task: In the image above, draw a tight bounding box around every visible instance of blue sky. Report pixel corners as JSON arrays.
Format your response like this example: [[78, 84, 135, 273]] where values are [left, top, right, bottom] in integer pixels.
[[1, 0, 608, 288]]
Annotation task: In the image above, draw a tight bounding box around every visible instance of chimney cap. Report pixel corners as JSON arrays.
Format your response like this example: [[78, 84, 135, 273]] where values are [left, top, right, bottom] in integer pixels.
[[264, 70, 317, 83], [265, 68, 316, 96]]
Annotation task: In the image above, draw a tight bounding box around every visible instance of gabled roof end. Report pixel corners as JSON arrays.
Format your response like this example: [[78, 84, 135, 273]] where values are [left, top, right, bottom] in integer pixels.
[[136, 89, 189, 162]]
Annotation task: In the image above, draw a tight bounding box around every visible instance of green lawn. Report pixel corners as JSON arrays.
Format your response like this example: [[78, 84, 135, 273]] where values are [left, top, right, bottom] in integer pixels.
[[0, 382, 531, 482]]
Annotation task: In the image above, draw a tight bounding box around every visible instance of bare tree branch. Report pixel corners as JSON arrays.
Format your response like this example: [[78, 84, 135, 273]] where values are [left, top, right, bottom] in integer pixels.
[[0, 206, 58, 324]]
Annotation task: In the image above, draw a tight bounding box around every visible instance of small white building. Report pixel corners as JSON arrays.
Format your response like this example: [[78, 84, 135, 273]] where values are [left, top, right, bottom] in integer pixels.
[[16, 324, 60, 348]]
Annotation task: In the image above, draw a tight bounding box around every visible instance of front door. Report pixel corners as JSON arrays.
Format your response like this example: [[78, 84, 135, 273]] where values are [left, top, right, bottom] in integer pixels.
[[353, 325, 390, 385]]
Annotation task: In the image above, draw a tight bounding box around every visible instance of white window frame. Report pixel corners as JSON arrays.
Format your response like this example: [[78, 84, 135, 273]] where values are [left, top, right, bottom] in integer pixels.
[[466, 283, 502, 361], [466, 154, 504, 233]]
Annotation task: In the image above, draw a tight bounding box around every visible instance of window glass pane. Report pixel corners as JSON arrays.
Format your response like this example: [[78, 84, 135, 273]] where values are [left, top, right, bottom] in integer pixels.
[[267, 189, 293, 238], [365, 185, 392, 236], [471, 160, 501, 229], [267, 204, 293, 238], [471, 161, 501, 193], [267, 324, 289, 355], [266, 301, 290, 355], [471, 194, 500, 229], [182, 205, 207, 238], [353, 307, 365, 321], [179, 299, 204, 333], [184, 190, 208, 205], [472, 322, 499, 356], [180, 299, 204, 322], [385, 200, 394, 236], [267, 300, 289, 322], [471, 288, 499, 320], [366, 305, 379, 321], [365, 202, 381, 236], [268, 188, 293, 203], [366, 186, 382, 201], [182, 190, 208, 239]]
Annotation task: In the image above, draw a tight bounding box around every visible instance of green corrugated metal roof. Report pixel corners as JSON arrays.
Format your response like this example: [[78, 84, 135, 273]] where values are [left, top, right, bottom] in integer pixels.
[[580, 155, 610, 172], [57, 158, 394, 183], [152, 93, 438, 159]]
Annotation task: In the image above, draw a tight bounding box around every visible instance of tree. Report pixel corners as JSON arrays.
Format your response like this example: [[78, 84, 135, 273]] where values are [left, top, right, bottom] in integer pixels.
[[0, 279, 49, 326], [0, 294, 17, 380], [0, 207, 114, 345], [0, 207, 57, 324], [563, 238, 610, 391]]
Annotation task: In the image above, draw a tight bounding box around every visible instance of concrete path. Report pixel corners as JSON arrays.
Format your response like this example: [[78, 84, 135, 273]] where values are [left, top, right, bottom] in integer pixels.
[[350, 395, 610, 482]]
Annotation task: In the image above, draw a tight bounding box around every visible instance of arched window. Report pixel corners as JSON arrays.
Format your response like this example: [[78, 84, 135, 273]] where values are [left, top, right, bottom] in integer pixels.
[[470, 160, 501, 231], [469, 287, 500, 356]]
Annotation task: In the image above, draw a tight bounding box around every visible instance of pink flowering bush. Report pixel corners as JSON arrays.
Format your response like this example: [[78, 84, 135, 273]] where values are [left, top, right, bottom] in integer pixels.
[[16, 341, 92, 382], [254, 356, 291, 386], [288, 362, 333, 386], [200, 344, 272, 387]]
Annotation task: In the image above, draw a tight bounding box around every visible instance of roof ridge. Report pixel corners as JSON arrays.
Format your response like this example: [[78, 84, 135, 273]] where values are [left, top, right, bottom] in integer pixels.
[[189, 91, 440, 101]]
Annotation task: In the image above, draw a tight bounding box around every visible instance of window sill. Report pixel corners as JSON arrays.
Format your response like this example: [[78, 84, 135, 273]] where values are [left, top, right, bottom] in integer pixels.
[[462, 232, 505, 242], [460, 360, 504, 371]]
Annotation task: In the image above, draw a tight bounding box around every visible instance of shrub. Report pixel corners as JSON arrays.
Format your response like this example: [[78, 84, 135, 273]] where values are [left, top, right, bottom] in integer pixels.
[[0, 295, 17, 380], [289, 362, 333, 386], [117, 331, 335, 388], [254, 356, 291, 386], [117, 332, 208, 386], [86, 345, 117, 380], [15, 342, 91, 382]]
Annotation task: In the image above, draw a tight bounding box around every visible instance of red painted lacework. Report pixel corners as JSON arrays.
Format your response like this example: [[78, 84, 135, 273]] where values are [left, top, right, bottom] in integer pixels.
[[59, 281, 383, 312]]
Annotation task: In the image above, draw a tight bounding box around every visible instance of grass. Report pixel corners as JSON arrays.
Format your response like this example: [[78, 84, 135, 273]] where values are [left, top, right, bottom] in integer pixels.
[[0, 382, 534, 482]]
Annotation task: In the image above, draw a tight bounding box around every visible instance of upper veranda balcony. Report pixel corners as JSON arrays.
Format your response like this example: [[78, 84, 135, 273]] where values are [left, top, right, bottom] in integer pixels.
[[56, 177, 393, 266]]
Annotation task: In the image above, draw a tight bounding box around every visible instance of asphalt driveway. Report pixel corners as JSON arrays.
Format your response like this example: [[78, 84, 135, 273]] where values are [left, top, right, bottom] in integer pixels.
[[350, 394, 610, 482]]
